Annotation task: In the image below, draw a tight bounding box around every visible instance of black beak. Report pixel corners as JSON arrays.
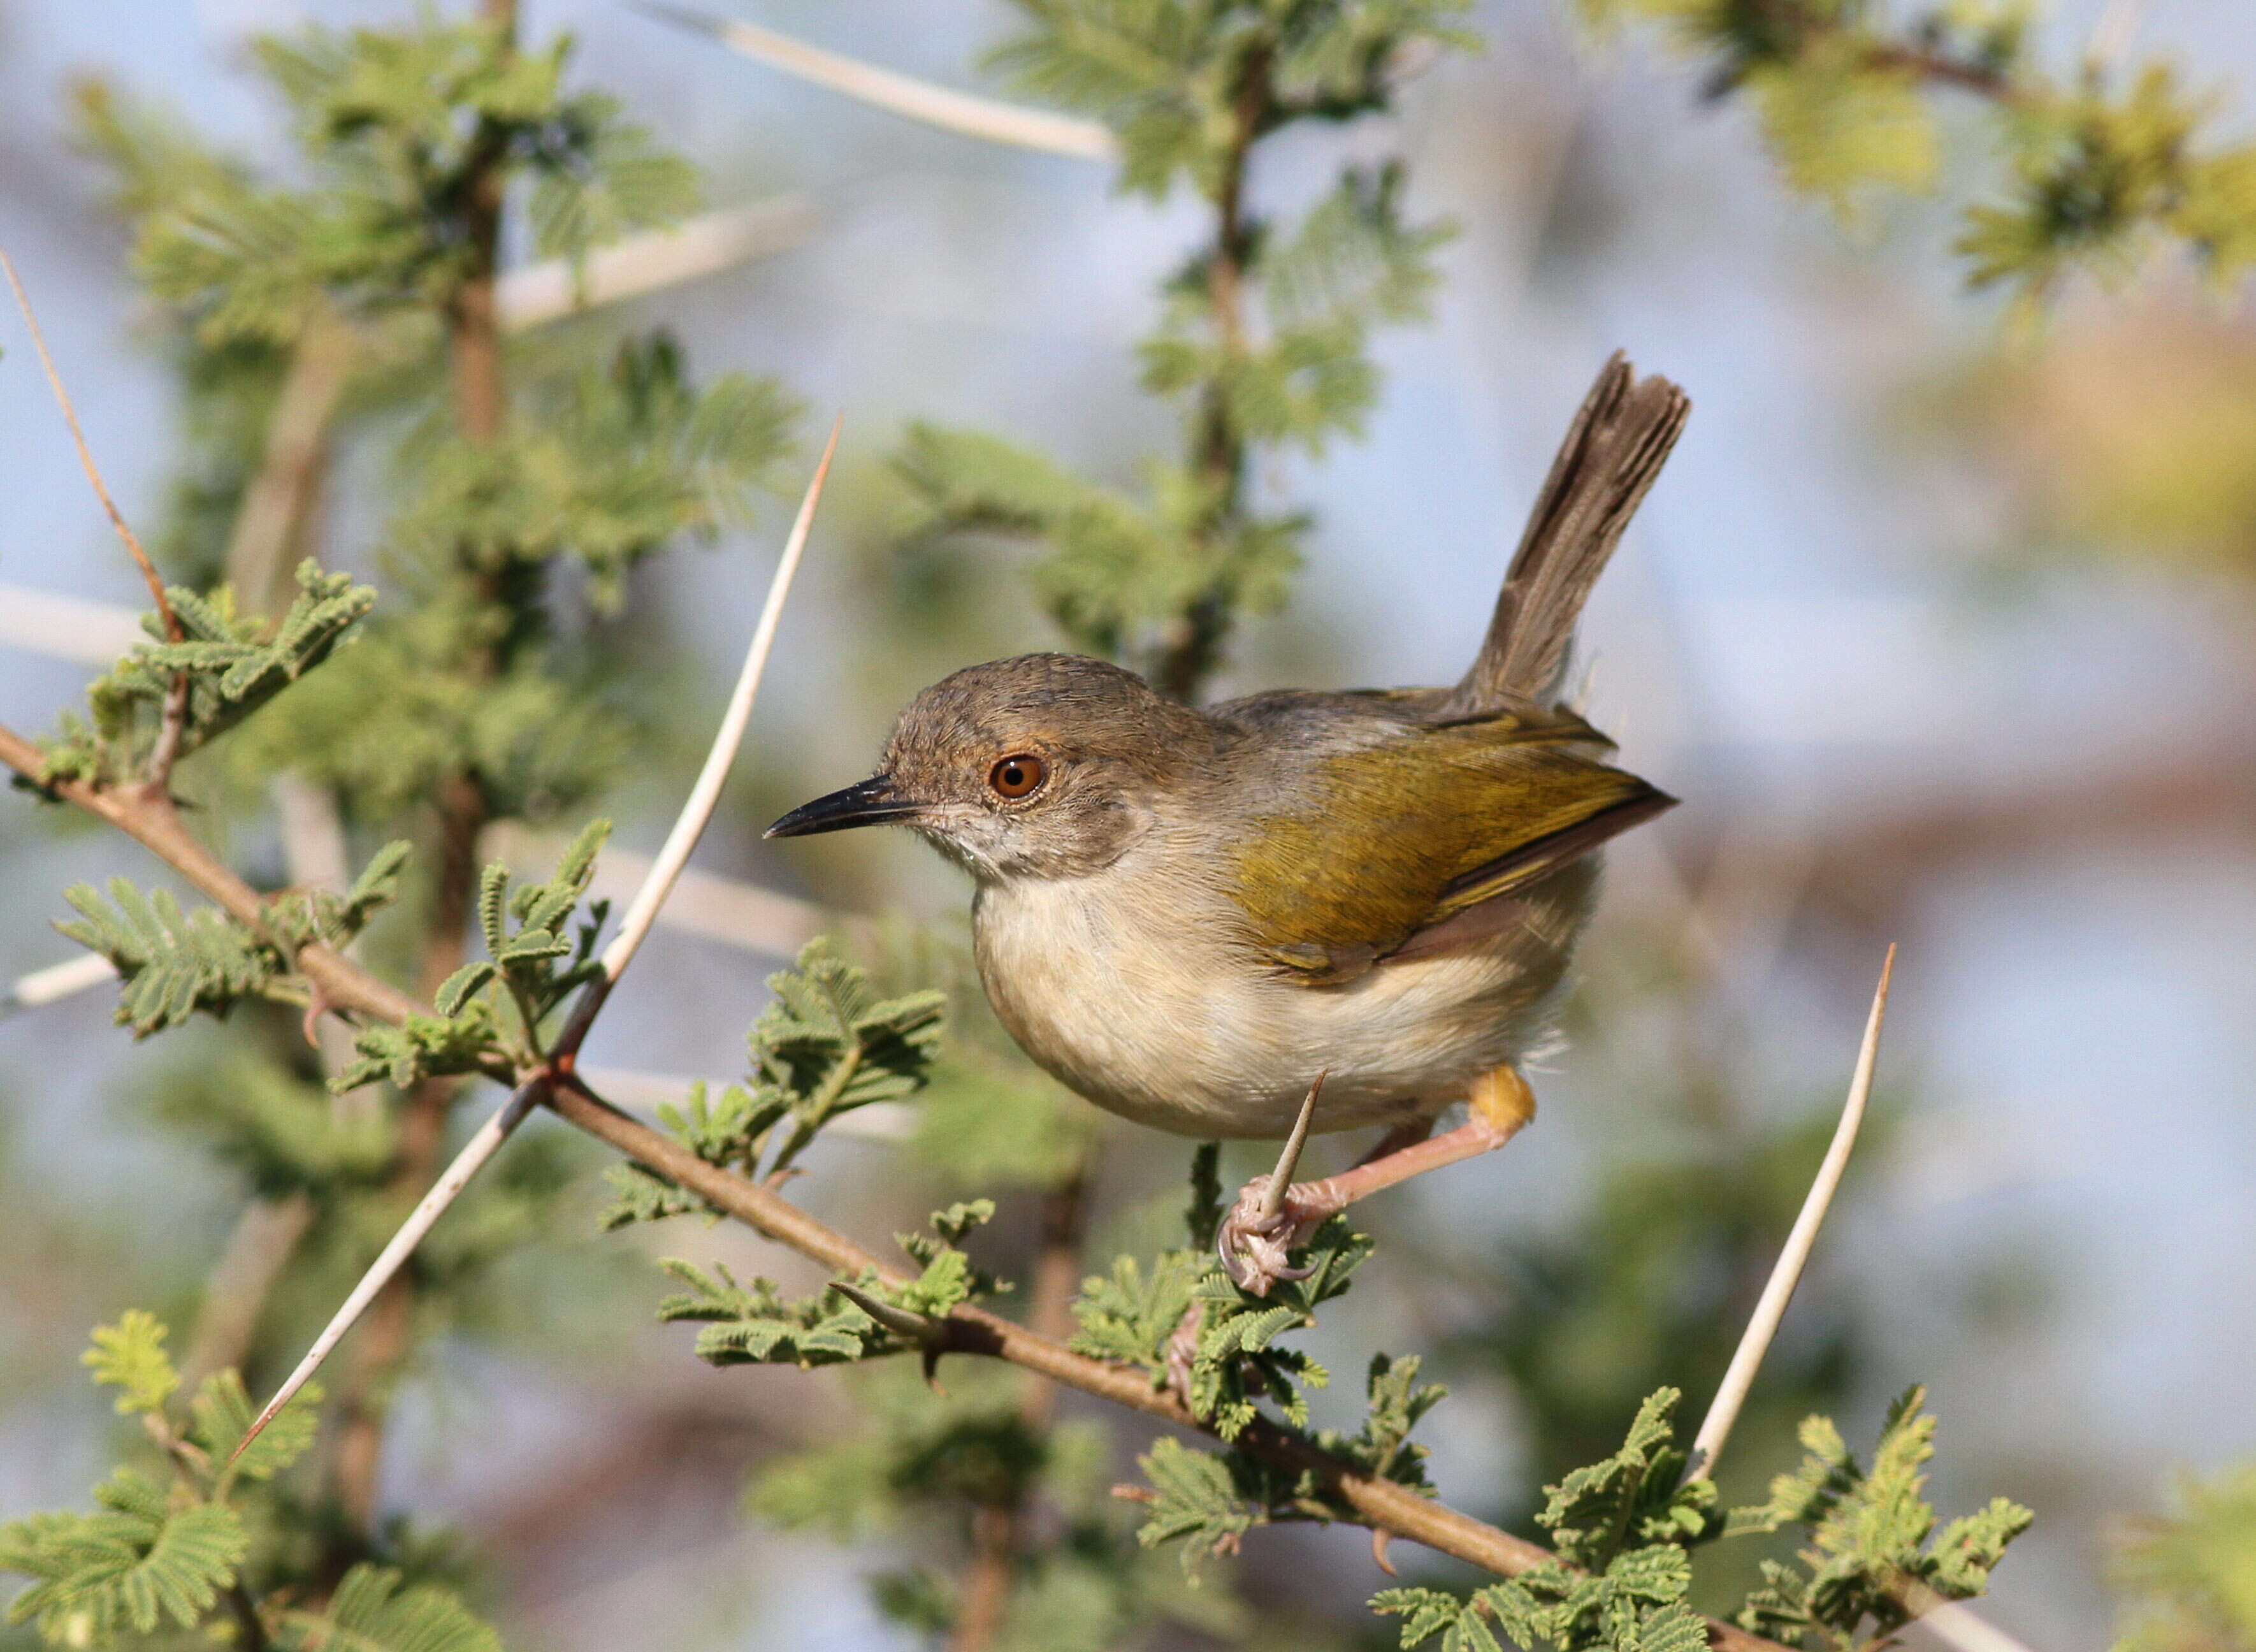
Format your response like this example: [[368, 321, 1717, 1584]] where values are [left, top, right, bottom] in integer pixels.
[[765, 775, 923, 839]]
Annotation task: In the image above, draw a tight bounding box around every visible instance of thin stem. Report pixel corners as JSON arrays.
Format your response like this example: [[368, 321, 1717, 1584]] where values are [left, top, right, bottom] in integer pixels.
[[0, 246, 196, 790], [0, 716, 1812, 1649], [0, 248, 178, 640]]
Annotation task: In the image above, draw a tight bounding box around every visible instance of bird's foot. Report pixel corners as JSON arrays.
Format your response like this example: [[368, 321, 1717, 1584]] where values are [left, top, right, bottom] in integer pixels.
[[1216, 1175, 1339, 1295]]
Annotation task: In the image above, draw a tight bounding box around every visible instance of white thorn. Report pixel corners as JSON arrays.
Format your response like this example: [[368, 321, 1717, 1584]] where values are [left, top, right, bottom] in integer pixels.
[[1915, 1602, 2039, 1652], [1688, 945, 1895, 1481], [633, 1, 1119, 162], [232, 1080, 547, 1462], [4, 952, 117, 1016], [1258, 1072, 1326, 1222], [595, 421, 839, 989], [496, 198, 816, 331]]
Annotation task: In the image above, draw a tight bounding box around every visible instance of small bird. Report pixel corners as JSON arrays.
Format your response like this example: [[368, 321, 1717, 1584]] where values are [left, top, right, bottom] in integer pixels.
[[770, 356, 1688, 1291]]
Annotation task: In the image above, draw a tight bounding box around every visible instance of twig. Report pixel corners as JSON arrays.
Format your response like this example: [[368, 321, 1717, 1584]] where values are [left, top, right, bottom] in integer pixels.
[[0, 249, 177, 641], [632, 1, 1118, 161], [0, 720, 1803, 1652], [0, 723, 428, 1029], [2, 247, 192, 788], [1687, 946, 1895, 1481], [233, 1078, 551, 1460]]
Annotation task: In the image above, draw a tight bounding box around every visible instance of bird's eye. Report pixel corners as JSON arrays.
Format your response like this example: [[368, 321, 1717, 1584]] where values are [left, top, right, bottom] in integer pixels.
[[988, 753, 1047, 799]]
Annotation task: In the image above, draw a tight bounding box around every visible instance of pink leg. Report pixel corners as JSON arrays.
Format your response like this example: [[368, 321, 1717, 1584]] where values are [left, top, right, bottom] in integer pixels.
[[1219, 1068, 1537, 1294]]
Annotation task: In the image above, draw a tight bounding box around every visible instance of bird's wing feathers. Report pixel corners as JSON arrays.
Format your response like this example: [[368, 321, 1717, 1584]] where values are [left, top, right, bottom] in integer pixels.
[[1227, 714, 1671, 983]]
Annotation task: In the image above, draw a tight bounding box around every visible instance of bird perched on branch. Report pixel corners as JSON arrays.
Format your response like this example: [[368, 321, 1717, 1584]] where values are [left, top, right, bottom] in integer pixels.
[[771, 354, 1688, 1292]]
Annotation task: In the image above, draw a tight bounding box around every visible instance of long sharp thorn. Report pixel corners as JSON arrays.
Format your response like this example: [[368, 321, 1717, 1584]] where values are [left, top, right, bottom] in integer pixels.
[[1686, 945, 1895, 1482], [233, 431, 846, 1466], [832, 1280, 943, 1344], [1257, 1070, 1326, 1223], [231, 1080, 547, 1464], [585, 420, 839, 998], [628, 0, 1118, 162]]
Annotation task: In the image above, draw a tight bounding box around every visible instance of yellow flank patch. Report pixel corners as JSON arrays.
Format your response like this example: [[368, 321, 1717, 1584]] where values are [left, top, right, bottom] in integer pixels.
[[1229, 721, 1651, 957]]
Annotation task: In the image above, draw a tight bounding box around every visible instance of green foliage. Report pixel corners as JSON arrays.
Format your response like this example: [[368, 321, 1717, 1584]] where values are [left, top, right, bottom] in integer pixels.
[[389, 333, 797, 607], [654, 1204, 1008, 1370], [1541, 1389, 1719, 1569], [57, 880, 282, 1036], [0, 1316, 336, 1649], [1133, 1437, 1266, 1571], [1373, 1391, 1714, 1652], [1068, 1212, 1371, 1439], [1370, 1385, 2028, 1652], [1727, 1386, 2033, 1647], [2115, 1461, 2256, 1652], [1577, 0, 2256, 302], [38, 561, 375, 788], [602, 938, 946, 1224], [272, 1563, 501, 1652], [88, 15, 696, 344], [0, 1475, 247, 1644], [904, 1, 1472, 690], [336, 818, 611, 1089], [993, 0, 1477, 199], [1185, 1214, 1372, 1438], [81, 1311, 179, 1417]]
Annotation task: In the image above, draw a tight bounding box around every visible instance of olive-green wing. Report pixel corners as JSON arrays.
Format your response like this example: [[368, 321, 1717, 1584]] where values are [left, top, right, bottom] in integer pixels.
[[1231, 720, 1670, 983]]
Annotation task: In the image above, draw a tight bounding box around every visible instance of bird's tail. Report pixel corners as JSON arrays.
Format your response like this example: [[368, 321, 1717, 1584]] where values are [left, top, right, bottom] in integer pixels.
[[1442, 353, 1689, 718]]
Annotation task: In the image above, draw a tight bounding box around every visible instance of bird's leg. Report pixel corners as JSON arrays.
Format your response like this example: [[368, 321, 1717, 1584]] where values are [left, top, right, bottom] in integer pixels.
[[1218, 1067, 1536, 1296]]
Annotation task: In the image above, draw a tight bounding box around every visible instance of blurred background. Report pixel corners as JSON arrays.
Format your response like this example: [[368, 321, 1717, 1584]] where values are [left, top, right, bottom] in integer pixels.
[[2, 1, 2253, 1649]]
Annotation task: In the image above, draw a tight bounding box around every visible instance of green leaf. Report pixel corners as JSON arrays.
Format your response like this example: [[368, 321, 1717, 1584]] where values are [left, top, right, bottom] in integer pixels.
[[82, 1311, 179, 1417], [1730, 1387, 2032, 1641], [654, 1259, 883, 1368], [748, 939, 947, 1173], [1371, 1586, 1504, 1652], [1132, 1438, 1262, 1574], [189, 1369, 322, 1484], [58, 878, 281, 1036], [0, 1471, 246, 1639], [1068, 1251, 1197, 1379], [274, 1562, 500, 1652]]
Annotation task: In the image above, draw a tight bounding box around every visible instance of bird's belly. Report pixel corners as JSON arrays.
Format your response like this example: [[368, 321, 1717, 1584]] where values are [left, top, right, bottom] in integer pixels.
[[972, 873, 1577, 1140]]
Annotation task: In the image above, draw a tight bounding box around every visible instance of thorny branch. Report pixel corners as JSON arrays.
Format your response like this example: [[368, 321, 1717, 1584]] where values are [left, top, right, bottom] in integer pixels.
[[0, 712, 1793, 1652], [1, 247, 193, 790]]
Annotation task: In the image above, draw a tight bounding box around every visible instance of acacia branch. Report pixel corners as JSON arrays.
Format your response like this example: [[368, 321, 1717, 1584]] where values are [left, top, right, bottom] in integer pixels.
[[1, 704, 1793, 1648]]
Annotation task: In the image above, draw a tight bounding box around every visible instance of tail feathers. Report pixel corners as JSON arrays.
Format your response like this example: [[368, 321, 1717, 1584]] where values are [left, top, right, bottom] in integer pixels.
[[1442, 353, 1689, 718]]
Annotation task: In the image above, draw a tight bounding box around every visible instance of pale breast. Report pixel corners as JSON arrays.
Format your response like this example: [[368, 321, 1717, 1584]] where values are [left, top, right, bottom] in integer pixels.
[[970, 851, 1596, 1140]]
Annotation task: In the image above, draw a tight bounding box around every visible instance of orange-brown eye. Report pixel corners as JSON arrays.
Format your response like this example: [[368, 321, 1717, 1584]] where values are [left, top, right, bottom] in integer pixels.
[[988, 753, 1046, 799]]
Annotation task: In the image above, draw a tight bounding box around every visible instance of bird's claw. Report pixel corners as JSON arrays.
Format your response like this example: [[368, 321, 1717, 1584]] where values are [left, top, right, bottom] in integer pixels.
[[1217, 1173, 1329, 1295]]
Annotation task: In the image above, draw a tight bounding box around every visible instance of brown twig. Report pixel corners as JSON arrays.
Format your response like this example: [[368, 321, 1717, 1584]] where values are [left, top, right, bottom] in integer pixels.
[[1, 246, 196, 790], [0, 713, 1802, 1649], [0, 248, 177, 641]]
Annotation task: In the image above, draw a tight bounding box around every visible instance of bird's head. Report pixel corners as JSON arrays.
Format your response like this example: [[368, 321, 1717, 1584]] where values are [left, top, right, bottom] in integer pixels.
[[766, 653, 1213, 881]]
